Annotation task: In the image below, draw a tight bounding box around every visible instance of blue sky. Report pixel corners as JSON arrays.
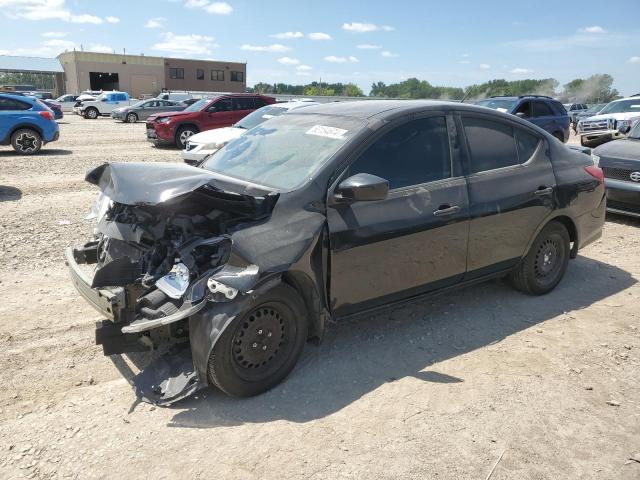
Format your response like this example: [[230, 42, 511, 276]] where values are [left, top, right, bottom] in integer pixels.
[[1, 0, 639, 95]]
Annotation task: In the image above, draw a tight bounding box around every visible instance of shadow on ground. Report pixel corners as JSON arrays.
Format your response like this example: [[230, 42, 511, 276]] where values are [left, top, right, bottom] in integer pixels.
[[606, 212, 640, 227], [136, 255, 635, 427], [0, 149, 72, 157], [0, 186, 22, 202]]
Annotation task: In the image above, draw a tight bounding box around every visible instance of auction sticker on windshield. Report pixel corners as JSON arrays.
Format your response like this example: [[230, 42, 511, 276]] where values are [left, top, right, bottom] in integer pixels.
[[306, 125, 348, 140]]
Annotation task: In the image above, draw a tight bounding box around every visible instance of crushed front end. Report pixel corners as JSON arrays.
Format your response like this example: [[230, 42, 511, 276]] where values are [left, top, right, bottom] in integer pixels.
[[65, 162, 278, 404]]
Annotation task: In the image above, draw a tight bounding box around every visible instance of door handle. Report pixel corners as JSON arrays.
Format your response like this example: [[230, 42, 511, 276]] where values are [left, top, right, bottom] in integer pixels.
[[534, 187, 553, 196], [433, 205, 461, 216]]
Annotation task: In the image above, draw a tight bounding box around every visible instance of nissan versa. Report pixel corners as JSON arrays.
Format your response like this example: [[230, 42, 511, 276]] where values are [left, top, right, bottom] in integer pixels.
[[65, 101, 605, 405]]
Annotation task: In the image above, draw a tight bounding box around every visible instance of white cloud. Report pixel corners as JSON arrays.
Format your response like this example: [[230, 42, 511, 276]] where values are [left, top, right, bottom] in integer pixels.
[[87, 44, 113, 53], [277, 56, 300, 65], [0, 1, 119, 24], [296, 65, 312, 71], [185, 0, 208, 7], [241, 43, 290, 52], [628, 56, 640, 63], [69, 14, 102, 24], [43, 39, 75, 48], [479, 64, 491, 70], [324, 55, 359, 63], [271, 31, 304, 39], [205, 2, 233, 14], [105, 16, 120, 24], [342, 22, 393, 33], [357, 44, 381, 49], [510, 67, 532, 74], [145, 17, 165, 28], [308, 32, 332, 40], [153, 32, 218, 55], [579, 25, 606, 34], [296, 71, 311, 76], [42, 31, 68, 38], [381, 50, 398, 57]]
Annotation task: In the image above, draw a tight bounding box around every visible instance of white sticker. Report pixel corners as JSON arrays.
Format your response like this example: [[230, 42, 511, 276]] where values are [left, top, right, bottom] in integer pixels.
[[306, 125, 348, 139], [496, 107, 508, 113], [262, 114, 275, 119]]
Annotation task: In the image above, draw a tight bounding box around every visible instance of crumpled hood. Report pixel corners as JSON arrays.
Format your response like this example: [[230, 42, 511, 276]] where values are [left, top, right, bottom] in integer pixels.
[[594, 138, 640, 161], [188, 126, 244, 145], [85, 162, 276, 206], [583, 112, 640, 122]]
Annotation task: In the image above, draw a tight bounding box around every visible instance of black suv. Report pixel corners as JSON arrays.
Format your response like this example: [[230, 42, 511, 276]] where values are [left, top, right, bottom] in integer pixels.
[[67, 100, 605, 404]]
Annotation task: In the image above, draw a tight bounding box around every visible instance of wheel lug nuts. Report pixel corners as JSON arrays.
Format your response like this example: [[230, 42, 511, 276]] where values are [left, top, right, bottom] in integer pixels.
[[267, 332, 272, 337], [258, 329, 263, 335], [252, 342, 258, 348], [262, 345, 267, 350]]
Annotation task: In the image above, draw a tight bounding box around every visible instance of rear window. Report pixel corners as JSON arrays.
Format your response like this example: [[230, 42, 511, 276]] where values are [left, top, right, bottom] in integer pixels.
[[0, 97, 32, 111], [549, 101, 567, 115], [462, 116, 519, 173]]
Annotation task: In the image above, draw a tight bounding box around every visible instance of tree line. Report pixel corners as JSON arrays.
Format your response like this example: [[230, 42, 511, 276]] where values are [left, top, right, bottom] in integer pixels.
[[249, 74, 621, 103]]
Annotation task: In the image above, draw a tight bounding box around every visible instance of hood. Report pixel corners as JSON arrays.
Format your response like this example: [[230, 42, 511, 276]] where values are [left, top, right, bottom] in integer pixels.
[[188, 126, 243, 145], [583, 112, 640, 122], [594, 138, 640, 161], [85, 162, 278, 207], [148, 110, 193, 121]]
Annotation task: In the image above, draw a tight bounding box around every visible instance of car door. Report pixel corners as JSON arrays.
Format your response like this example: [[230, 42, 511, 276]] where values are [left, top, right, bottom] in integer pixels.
[[0, 97, 32, 141], [231, 97, 256, 123], [531, 100, 558, 134], [457, 113, 556, 278], [203, 97, 233, 130], [327, 113, 469, 316], [136, 100, 154, 119]]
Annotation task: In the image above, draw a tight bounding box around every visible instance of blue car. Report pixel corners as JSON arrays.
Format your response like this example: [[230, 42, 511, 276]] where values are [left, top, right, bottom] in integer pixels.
[[475, 95, 570, 143], [0, 93, 60, 154]]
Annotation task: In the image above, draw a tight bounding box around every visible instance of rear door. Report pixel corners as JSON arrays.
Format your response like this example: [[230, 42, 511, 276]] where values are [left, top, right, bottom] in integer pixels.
[[0, 97, 33, 142], [327, 113, 469, 316], [231, 97, 256, 123], [457, 113, 556, 277], [203, 97, 233, 130], [531, 100, 558, 134]]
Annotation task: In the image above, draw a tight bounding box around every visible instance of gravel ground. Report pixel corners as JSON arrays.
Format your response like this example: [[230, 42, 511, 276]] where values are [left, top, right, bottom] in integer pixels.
[[0, 115, 639, 480]]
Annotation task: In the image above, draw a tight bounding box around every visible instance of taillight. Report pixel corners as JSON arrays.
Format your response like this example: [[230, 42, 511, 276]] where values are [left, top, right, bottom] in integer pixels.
[[585, 165, 605, 184], [39, 111, 53, 121]]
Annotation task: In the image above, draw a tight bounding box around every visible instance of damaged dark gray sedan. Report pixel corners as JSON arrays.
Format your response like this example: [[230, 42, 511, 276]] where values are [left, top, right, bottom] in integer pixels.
[[66, 101, 606, 405]]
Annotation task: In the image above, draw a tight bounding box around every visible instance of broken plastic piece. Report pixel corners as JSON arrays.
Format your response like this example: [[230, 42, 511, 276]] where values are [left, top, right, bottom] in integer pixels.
[[155, 263, 190, 299]]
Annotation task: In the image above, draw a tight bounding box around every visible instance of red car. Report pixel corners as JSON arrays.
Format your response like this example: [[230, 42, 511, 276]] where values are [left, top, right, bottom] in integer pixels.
[[146, 94, 276, 148]]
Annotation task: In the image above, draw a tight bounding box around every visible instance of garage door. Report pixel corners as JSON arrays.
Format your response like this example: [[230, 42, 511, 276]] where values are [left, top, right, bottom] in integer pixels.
[[130, 75, 158, 99]]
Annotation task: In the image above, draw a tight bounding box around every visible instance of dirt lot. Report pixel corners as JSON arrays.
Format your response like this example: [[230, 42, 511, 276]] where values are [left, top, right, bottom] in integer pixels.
[[0, 115, 639, 479]]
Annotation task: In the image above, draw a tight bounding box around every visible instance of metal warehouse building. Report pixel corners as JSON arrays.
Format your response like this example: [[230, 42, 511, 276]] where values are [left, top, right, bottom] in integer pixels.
[[0, 55, 65, 96], [57, 51, 247, 98]]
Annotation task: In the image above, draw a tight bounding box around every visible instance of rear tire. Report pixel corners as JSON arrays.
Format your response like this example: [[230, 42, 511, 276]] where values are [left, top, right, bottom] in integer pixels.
[[11, 128, 42, 155], [207, 283, 308, 397], [84, 107, 99, 119], [509, 221, 570, 295], [175, 126, 198, 149], [126, 112, 138, 123]]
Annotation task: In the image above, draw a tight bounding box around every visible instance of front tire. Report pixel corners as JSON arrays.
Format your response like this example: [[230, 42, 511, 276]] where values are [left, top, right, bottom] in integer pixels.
[[175, 126, 198, 149], [207, 283, 308, 397], [84, 107, 99, 119], [11, 129, 42, 155], [509, 221, 570, 295], [126, 112, 138, 123]]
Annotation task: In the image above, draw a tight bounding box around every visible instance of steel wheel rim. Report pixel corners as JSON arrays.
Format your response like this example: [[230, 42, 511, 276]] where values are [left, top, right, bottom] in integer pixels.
[[230, 303, 295, 381], [534, 239, 560, 279], [15, 133, 38, 153]]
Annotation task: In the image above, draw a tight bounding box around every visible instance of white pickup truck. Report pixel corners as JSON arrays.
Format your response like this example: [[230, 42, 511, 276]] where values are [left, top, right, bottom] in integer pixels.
[[576, 96, 640, 146], [74, 91, 136, 119]]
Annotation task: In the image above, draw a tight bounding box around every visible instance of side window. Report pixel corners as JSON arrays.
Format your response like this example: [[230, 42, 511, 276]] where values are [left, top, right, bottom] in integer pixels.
[[462, 116, 518, 173], [514, 128, 540, 163], [349, 116, 451, 190], [231, 71, 244, 82], [533, 101, 554, 117], [514, 101, 531, 118], [254, 97, 266, 108], [550, 101, 567, 115], [169, 68, 184, 79], [0, 98, 31, 110], [232, 97, 255, 110], [210, 98, 231, 112], [211, 70, 224, 81]]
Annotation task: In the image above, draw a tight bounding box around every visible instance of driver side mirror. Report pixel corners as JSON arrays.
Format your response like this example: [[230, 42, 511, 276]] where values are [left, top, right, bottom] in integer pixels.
[[515, 112, 527, 119], [333, 173, 389, 203]]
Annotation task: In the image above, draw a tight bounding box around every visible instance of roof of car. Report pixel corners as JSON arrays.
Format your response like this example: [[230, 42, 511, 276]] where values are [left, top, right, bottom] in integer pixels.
[[0, 92, 39, 103], [290, 99, 506, 120]]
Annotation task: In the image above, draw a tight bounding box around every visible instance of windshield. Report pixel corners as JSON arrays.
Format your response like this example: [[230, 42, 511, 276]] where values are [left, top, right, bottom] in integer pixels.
[[202, 114, 366, 190], [475, 98, 518, 112], [235, 106, 289, 130], [598, 99, 640, 115], [184, 98, 215, 112]]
